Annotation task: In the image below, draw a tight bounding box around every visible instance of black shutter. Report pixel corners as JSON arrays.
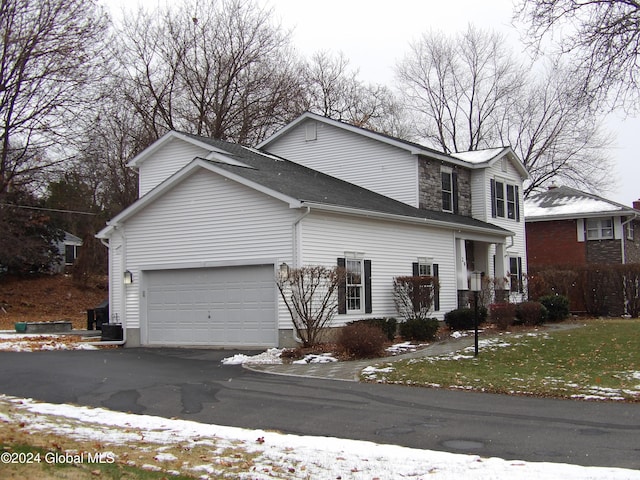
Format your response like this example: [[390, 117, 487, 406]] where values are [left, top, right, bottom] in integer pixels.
[[452, 171, 459, 214], [433, 263, 440, 311], [337, 258, 346, 314], [515, 185, 520, 222], [364, 260, 372, 313], [490, 179, 496, 218], [412, 262, 419, 276]]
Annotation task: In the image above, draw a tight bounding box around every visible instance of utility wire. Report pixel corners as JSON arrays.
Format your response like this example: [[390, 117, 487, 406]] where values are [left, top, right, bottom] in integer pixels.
[[0, 203, 98, 216]]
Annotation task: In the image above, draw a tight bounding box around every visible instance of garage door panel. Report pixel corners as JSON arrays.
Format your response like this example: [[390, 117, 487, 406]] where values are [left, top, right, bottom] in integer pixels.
[[145, 265, 276, 347]]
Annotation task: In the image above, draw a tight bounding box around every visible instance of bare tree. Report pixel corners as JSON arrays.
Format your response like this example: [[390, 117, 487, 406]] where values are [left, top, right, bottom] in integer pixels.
[[396, 25, 612, 196], [302, 51, 408, 135], [0, 0, 109, 194], [514, 0, 640, 111], [501, 62, 613, 196], [276, 265, 345, 347], [397, 25, 525, 153], [115, 0, 303, 145]]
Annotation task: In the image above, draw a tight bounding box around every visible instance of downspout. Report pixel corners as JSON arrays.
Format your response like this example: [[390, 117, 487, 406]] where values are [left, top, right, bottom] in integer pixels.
[[292, 206, 311, 268], [90, 227, 127, 346], [288, 206, 311, 345]]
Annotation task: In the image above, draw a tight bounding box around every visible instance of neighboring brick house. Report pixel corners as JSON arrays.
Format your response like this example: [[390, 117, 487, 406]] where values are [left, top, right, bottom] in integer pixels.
[[525, 185, 640, 313]]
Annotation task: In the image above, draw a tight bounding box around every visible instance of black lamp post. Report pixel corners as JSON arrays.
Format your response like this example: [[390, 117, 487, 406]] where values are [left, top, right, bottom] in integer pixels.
[[470, 271, 482, 357]]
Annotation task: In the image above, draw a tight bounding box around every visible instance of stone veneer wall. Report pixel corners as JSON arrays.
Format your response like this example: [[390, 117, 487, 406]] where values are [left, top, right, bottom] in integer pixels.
[[586, 239, 622, 264], [624, 219, 640, 263], [418, 157, 472, 216]]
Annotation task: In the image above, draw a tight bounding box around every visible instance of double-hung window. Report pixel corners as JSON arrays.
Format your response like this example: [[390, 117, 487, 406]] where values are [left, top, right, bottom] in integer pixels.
[[338, 256, 372, 314], [491, 179, 520, 221], [417, 257, 432, 277], [509, 256, 523, 293], [441, 168, 453, 212], [586, 218, 613, 240], [346, 258, 363, 312]]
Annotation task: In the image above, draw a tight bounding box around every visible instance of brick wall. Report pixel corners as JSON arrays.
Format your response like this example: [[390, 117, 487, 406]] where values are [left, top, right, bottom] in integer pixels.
[[526, 220, 586, 267], [418, 158, 471, 216]]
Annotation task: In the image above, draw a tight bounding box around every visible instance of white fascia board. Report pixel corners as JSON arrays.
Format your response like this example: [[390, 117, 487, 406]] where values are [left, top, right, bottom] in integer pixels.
[[101, 158, 302, 233], [127, 131, 229, 168], [525, 210, 632, 222], [301, 201, 513, 239]]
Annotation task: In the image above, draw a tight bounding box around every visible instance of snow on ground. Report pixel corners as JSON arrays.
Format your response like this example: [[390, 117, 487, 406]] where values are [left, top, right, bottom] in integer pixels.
[[0, 333, 98, 352], [2, 394, 639, 480]]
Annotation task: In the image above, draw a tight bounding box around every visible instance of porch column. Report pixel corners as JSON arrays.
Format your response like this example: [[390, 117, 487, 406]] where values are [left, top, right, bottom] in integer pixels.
[[456, 238, 468, 290], [494, 242, 509, 302]]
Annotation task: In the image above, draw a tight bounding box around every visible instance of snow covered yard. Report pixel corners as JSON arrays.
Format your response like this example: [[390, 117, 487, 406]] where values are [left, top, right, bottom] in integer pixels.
[[0, 332, 99, 352], [1, 394, 639, 479]]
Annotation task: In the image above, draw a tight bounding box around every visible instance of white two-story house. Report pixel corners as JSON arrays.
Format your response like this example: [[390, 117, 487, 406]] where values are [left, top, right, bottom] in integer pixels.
[[258, 113, 529, 308], [97, 112, 527, 348]]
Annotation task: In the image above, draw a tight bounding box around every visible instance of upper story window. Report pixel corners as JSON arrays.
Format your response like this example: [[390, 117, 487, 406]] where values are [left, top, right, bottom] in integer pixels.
[[586, 218, 613, 240], [627, 221, 635, 241], [441, 168, 453, 212], [491, 178, 520, 221]]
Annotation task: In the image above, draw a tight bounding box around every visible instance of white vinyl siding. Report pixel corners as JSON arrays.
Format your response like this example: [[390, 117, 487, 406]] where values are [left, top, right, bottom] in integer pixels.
[[138, 138, 211, 197], [471, 158, 527, 291], [264, 120, 419, 207], [299, 211, 456, 321], [120, 169, 296, 330]]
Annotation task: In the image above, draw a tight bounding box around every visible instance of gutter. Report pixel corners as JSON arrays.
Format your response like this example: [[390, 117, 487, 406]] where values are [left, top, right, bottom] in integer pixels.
[[292, 206, 311, 268]]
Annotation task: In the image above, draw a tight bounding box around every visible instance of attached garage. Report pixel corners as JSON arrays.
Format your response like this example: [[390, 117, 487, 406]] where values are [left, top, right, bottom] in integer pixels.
[[143, 264, 277, 347]]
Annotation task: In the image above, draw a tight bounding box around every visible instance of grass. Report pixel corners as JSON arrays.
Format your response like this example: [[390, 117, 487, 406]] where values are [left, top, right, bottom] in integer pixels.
[[362, 318, 640, 401], [0, 398, 262, 480]]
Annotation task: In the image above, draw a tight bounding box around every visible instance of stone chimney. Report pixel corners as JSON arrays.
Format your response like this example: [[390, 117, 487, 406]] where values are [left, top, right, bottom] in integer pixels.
[[633, 199, 640, 210]]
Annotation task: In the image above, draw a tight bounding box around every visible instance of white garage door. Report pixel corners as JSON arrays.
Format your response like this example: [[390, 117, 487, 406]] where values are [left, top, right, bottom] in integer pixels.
[[144, 265, 276, 347]]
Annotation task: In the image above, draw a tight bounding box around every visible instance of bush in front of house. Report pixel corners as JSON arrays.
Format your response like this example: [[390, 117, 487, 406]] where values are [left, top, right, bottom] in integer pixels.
[[515, 301, 548, 326], [444, 306, 488, 331], [398, 317, 439, 341], [490, 303, 517, 330], [338, 322, 387, 359], [539, 294, 570, 322], [348, 318, 397, 341]]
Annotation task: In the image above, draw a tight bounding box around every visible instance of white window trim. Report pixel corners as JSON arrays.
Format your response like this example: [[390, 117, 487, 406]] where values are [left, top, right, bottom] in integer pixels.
[[417, 257, 433, 276], [586, 218, 614, 240], [441, 167, 453, 213], [345, 253, 364, 313], [493, 177, 519, 220]]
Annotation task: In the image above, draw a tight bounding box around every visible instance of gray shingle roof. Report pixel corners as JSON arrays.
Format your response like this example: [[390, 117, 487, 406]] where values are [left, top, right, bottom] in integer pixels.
[[183, 133, 511, 235]]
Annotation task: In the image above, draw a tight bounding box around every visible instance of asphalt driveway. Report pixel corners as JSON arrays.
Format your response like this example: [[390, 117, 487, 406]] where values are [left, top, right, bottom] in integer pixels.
[[0, 347, 638, 470]]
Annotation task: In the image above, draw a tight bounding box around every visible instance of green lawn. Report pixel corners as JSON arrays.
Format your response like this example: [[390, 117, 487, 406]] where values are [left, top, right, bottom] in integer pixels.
[[362, 319, 640, 401]]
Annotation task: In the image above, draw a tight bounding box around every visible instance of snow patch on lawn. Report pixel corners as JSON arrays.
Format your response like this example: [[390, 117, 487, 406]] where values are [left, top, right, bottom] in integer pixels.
[[4, 394, 638, 480]]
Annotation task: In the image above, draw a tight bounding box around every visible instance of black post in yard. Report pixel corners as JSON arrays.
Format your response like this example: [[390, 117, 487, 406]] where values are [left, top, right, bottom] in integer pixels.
[[474, 290, 479, 357]]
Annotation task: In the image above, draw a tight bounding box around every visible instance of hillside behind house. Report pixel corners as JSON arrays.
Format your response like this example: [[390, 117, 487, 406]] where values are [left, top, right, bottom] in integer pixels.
[[0, 275, 107, 330]]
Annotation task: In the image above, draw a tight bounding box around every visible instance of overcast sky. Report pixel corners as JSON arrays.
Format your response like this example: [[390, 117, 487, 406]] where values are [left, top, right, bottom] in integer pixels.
[[106, 0, 640, 206]]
